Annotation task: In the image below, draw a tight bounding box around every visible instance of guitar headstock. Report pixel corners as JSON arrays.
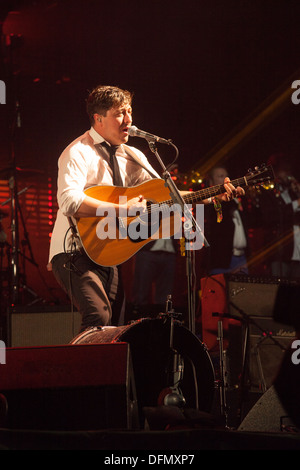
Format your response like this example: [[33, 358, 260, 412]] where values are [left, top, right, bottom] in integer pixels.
[[245, 164, 275, 187]]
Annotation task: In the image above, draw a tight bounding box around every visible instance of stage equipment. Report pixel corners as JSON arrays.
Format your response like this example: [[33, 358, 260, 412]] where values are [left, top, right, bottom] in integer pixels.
[[238, 385, 297, 432], [9, 305, 81, 347], [0, 342, 138, 430], [226, 275, 296, 392], [202, 274, 296, 387], [201, 274, 297, 424], [71, 316, 216, 424], [274, 339, 300, 429], [0, 32, 48, 341]]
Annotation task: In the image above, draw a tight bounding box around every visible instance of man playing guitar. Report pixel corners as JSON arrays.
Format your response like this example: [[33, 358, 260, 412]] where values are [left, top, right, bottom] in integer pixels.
[[48, 85, 244, 333]]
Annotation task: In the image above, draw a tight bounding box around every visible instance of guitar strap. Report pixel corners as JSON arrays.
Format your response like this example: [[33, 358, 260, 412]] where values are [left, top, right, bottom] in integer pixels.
[[123, 144, 161, 179]]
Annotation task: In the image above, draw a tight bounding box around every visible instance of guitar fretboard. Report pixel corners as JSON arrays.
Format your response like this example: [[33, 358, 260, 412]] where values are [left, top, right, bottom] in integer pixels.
[[160, 176, 248, 208]]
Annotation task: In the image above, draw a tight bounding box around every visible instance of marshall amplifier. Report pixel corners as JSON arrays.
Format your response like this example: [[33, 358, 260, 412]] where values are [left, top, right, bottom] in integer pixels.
[[248, 316, 296, 392]]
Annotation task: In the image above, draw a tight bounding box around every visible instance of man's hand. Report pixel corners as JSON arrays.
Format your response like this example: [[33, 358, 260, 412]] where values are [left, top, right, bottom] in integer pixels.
[[123, 195, 147, 214], [218, 176, 245, 202]]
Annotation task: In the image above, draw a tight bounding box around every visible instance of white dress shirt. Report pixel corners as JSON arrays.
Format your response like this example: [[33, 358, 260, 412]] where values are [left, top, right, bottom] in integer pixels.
[[48, 127, 160, 264]]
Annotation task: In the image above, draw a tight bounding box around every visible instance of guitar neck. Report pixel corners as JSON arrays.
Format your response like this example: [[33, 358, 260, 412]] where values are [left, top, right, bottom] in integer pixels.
[[153, 176, 248, 210], [180, 176, 248, 205]]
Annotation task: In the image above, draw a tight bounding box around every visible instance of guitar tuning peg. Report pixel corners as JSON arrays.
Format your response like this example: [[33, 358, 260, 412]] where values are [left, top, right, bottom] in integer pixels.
[[248, 168, 253, 174]]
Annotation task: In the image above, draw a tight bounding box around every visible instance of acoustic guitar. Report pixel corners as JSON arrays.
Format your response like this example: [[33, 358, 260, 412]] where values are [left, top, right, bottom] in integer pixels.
[[75, 164, 274, 266]]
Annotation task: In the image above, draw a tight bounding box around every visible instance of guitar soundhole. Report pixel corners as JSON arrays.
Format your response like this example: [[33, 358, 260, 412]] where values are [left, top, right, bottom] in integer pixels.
[[126, 201, 162, 244]]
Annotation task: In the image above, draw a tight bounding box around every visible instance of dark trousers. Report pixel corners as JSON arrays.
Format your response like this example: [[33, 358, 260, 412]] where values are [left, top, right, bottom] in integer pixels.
[[133, 250, 176, 306], [51, 251, 124, 332]]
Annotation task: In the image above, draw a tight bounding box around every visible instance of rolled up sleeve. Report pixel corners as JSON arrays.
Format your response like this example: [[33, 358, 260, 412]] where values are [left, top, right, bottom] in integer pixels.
[[57, 146, 88, 217]]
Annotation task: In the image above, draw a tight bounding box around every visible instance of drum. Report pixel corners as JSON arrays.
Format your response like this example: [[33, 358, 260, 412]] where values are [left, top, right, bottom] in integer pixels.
[[71, 317, 215, 414]]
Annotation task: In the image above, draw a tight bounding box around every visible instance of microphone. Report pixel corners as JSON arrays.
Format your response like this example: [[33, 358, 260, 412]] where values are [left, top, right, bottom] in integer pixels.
[[128, 125, 171, 144]]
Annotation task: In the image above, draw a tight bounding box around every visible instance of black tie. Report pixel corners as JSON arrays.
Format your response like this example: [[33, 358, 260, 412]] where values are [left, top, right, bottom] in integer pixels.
[[100, 141, 123, 186]]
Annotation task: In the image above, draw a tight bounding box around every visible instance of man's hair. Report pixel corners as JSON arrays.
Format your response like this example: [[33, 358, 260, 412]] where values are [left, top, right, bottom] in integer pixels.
[[86, 85, 133, 124]]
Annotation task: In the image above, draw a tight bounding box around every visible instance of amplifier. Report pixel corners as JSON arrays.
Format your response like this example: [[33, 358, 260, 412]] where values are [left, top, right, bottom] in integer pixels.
[[9, 306, 82, 347], [248, 316, 296, 392], [201, 274, 297, 392], [226, 275, 282, 318]]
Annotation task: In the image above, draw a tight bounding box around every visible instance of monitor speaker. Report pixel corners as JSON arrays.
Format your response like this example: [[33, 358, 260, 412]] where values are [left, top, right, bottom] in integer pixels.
[[0, 343, 138, 430], [238, 385, 298, 433]]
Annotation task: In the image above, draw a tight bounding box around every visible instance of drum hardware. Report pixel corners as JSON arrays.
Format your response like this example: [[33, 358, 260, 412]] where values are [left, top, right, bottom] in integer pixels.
[[157, 295, 186, 409], [71, 314, 216, 427]]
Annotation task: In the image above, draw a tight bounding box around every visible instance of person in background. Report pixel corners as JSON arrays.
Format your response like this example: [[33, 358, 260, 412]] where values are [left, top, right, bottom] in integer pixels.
[[259, 153, 300, 279], [203, 165, 249, 275]]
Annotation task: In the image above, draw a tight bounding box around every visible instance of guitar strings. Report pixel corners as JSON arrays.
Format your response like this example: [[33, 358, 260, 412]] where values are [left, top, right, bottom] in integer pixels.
[[139, 176, 246, 218], [118, 170, 270, 224]]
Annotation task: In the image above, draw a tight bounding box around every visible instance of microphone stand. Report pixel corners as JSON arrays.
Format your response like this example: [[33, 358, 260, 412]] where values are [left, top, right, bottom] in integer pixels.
[[147, 140, 209, 334]]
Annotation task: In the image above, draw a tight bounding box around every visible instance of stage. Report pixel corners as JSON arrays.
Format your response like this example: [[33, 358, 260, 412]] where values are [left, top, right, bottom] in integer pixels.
[[0, 426, 300, 451], [0, 306, 299, 451], [1, 1, 300, 452]]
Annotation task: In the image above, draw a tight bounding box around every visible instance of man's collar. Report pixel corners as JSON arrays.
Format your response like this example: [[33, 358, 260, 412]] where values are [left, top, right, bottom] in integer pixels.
[[89, 126, 105, 145]]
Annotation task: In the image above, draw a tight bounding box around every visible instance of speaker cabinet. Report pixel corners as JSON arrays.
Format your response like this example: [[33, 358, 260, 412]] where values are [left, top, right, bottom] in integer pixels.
[[0, 343, 138, 430], [9, 306, 82, 347], [226, 274, 281, 318], [201, 274, 296, 392], [248, 317, 296, 392], [238, 386, 297, 432]]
